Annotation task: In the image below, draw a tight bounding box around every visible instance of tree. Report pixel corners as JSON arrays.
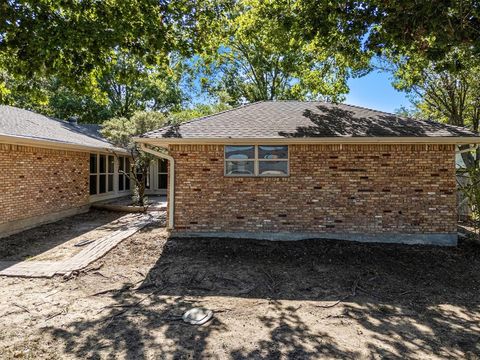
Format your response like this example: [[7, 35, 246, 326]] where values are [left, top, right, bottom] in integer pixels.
[[397, 66, 480, 132], [457, 165, 480, 239], [196, 0, 369, 105], [101, 111, 168, 206], [390, 52, 480, 166], [0, 52, 185, 123], [168, 102, 232, 124], [0, 0, 229, 95], [295, 0, 480, 69]]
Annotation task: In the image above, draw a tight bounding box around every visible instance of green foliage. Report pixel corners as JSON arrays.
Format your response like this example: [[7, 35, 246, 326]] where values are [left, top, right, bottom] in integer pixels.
[[394, 106, 421, 119], [1, 52, 185, 123], [196, 0, 369, 105], [391, 52, 480, 133], [168, 103, 232, 124], [458, 166, 480, 238], [1, 0, 479, 124], [101, 111, 168, 149], [0, 0, 228, 93], [297, 0, 480, 68], [101, 110, 169, 206]]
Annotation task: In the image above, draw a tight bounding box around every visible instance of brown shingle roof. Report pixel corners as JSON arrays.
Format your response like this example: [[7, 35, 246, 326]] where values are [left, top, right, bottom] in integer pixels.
[[142, 101, 477, 139]]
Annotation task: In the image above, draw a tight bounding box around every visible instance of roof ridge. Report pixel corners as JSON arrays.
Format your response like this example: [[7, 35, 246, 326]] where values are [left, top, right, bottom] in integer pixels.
[[142, 101, 266, 137], [335, 102, 402, 118]]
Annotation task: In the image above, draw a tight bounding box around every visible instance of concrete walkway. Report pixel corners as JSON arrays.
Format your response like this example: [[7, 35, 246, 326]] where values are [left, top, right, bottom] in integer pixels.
[[0, 211, 163, 278]]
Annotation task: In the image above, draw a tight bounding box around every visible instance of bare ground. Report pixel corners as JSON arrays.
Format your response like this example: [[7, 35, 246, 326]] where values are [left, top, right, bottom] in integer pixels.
[[0, 210, 125, 262], [0, 211, 480, 359]]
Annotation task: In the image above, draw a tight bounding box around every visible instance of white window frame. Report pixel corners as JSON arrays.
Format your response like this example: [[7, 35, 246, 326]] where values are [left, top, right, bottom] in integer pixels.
[[89, 153, 115, 196], [157, 158, 168, 190], [118, 156, 131, 192], [224, 145, 289, 177]]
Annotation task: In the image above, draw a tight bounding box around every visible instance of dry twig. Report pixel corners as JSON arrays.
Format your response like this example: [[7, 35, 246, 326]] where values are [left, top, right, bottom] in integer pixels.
[[316, 277, 360, 308]]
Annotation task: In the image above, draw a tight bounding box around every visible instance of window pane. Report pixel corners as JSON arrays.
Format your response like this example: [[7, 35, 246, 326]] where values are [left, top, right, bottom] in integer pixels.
[[108, 156, 114, 174], [119, 175, 124, 191], [225, 146, 254, 160], [259, 161, 288, 176], [259, 145, 288, 159], [158, 159, 168, 173], [89, 175, 97, 195], [125, 176, 130, 190], [99, 155, 106, 173], [158, 174, 168, 189], [108, 174, 114, 192], [125, 158, 130, 173], [90, 154, 97, 174], [99, 174, 106, 193], [225, 160, 254, 175], [119, 157, 124, 172]]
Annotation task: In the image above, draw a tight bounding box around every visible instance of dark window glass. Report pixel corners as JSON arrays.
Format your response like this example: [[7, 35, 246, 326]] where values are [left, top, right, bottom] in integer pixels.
[[89, 175, 97, 195], [158, 174, 168, 189], [119, 157, 124, 172], [259, 145, 288, 159], [126, 158, 130, 173], [108, 174, 114, 192], [125, 176, 130, 190], [259, 161, 288, 176], [108, 156, 114, 174], [225, 146, 254, 159], [99, 174, 106, 193], [99, 155, 106, 173], [225, 160, 254, 175], [159, 159, 168, 173], [119, 175, 124, 191], [90, 154, 97, 174]]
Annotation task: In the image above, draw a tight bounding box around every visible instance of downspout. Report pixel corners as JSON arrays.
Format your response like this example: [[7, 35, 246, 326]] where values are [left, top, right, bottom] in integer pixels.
[[139, 143, 175, 229]]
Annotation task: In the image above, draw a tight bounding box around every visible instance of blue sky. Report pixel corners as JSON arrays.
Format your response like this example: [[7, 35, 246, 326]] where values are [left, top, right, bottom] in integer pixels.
[[344, 70, 411, 113], [187, 62, 413, 114]]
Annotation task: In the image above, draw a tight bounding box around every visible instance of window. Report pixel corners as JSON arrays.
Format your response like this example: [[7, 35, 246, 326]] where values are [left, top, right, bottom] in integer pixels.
[[157, 159, 168, 190], [89, 154, 97, 195], [99, 154, 107, 193], [89, 153, 115, 195], [225, 145, 289, 177], [108, 155, 114, 192], [118, 156, 131, 192]]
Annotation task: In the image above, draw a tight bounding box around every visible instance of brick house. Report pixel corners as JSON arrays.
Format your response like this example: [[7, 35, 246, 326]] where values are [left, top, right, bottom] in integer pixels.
[[0, 106, 166, 237], [136, 101, 480, 246]]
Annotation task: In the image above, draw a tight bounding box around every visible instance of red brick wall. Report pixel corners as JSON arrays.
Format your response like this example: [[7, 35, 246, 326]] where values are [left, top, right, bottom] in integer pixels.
[[0, 143, 89, 224], [169, 144, 457, 234]]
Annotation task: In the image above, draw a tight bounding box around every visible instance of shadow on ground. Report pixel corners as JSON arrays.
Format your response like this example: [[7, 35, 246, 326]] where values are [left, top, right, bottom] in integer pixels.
[[0, 210, 126, 264], [47, 233, 480, 359]]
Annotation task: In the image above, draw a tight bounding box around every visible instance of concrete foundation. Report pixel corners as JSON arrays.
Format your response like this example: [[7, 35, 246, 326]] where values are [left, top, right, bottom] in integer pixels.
[[170, 231, 458, 246]]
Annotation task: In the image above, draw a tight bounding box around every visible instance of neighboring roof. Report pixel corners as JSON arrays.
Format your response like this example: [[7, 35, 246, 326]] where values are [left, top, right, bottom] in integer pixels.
[[0, 105, 123, 151], [140, 101, 478, 143]]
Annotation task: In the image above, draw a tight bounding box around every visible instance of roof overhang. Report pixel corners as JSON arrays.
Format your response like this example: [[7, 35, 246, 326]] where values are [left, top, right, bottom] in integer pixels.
[[0, 133, 129, 154], [134, 136, 480, 146]]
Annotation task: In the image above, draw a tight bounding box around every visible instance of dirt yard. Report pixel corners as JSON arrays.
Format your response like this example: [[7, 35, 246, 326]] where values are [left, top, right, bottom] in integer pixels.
[[1, 211, 480, 359]]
